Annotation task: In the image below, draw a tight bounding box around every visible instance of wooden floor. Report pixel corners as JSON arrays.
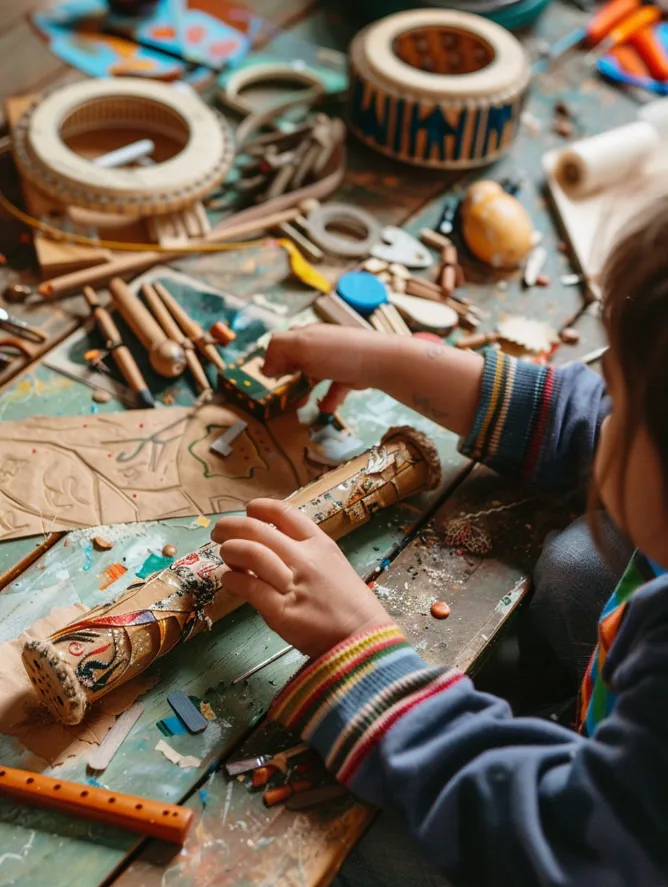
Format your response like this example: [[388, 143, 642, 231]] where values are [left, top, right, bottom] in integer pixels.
[[0, 1, 633, 885]]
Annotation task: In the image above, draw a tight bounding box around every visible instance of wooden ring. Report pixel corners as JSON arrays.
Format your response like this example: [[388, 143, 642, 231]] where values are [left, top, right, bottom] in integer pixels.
[[348, 9, 530, 169], [219, 63, 325, 117], [305, 203, 382, 258], [12, 78, 235, 216]]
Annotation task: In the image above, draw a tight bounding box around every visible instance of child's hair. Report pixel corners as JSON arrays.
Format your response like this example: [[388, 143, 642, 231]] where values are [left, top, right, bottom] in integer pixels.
[[591, 196, 668, 538]]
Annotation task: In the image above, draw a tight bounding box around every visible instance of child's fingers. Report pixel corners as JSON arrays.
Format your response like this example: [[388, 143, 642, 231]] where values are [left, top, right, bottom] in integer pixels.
[[222, 570, 285, 622], [212, 515, 300, 562], [221, 539, 293, 591], [246, 498, 319, 542]]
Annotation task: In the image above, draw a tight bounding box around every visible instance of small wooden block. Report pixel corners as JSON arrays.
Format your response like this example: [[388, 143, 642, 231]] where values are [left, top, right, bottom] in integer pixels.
[[218, 346, 312, 421], [167, 691, 208, 734], [87, 702, 143, 772]]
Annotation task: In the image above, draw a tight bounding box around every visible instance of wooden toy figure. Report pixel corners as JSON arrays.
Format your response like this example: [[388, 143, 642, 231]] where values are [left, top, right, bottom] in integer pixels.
[[22, 426, 441, 724]]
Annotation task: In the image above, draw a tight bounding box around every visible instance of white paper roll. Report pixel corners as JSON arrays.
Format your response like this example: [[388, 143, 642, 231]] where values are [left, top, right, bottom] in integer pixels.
[[553, 120, 660, 199], [639, 98, 668, 140]]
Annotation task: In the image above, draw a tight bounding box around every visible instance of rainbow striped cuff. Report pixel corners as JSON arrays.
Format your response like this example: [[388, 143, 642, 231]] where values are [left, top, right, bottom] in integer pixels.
[[269, 625, 464, 785], [459, 349, 559, 483]]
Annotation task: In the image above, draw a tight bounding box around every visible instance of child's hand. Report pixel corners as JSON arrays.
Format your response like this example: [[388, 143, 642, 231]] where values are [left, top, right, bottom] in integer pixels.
[[263, 325, 383, 390], [212, 498, 392, 659]]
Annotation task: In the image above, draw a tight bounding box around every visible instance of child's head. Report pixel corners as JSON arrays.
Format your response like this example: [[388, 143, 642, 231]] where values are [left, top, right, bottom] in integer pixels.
[[594, 198, 668, 566]]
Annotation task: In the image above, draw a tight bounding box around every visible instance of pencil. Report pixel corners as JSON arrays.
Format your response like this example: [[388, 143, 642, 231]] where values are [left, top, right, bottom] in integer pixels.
[[83, 286, 155, 408]]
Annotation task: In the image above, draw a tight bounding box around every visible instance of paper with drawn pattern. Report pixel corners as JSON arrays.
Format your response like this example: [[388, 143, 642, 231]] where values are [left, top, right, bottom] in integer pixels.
[[0, 404, 313, 540]]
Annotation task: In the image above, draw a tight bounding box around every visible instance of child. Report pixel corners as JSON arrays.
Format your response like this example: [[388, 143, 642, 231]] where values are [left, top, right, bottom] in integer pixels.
[[212, 199, 668, 886]]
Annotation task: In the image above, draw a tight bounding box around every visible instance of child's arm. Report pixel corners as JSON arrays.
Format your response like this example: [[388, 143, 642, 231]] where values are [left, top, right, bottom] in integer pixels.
[[264, 326, 485, 435], [265, 327, 610, 492], [213, 502, 668, 886]]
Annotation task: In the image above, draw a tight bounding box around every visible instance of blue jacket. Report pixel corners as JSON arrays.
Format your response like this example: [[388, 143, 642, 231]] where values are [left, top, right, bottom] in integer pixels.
[[269, 351, 668, 887]]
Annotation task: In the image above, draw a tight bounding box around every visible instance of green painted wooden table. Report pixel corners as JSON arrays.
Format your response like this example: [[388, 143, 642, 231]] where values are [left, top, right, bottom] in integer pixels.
[[0, 0, 639, 883]]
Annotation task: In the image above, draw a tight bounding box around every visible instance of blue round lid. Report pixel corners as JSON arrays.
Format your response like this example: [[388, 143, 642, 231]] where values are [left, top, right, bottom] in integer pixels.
[[336, 271, 387, 316]]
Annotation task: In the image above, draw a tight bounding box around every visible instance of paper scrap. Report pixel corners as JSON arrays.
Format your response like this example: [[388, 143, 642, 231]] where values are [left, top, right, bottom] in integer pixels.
[[155, 739, 202, 769], [0, 403, 314, 541], [200, 701, 217, 721]]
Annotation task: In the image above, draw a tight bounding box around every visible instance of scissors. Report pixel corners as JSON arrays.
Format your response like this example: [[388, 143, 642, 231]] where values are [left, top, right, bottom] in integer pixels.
[[0, 308, 47, 343]]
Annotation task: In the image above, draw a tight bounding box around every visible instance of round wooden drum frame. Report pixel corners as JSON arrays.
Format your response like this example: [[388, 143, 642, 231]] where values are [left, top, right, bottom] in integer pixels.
[[348, 9, 530, 170], [12, 78, 235, 216]]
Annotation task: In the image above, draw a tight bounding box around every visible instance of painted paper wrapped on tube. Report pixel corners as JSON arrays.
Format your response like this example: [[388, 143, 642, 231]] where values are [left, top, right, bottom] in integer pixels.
[[22, 427, 441, 725]]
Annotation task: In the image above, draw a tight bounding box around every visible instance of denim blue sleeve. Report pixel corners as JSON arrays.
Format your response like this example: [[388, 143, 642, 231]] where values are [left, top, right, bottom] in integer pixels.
[[269, 614, 668, 887], [459, 350, 610, 492]]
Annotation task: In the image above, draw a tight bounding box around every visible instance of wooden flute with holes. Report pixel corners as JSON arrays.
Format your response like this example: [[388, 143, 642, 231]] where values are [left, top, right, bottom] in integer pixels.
[[0, 764, 192, 843]]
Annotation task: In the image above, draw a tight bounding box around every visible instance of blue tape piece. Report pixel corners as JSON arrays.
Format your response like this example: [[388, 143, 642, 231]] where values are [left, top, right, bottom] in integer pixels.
[[156, 716, 187, 737]]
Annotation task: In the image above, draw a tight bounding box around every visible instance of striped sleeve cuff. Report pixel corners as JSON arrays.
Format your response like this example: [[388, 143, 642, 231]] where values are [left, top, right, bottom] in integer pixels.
[[269, 624, 464, 786], [459, 348, 560, 482]]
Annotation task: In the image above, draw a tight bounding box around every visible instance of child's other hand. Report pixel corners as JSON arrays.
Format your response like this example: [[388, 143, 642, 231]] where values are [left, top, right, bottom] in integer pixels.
[[212, 498, 391, 659], [263, 325, 381, 390]]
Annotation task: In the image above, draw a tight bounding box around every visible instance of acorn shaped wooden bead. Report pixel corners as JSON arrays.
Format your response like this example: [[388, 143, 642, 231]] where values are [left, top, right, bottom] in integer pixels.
[[461, 181, 535, 269]]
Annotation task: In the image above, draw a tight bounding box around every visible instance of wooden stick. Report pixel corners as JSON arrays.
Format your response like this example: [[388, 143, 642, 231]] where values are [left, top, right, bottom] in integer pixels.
[[405, 278, 443, 303], [0, 764, 192, 844], [152, 281, 226, 373], [141, 283, 211, 393], [379, 303, 412, 336], [109, 278, 186, 378], [83, 286, 155, 408], [314, 293, 373, 330], [38, 208, 302, 300], [35, 138, 346, 301]]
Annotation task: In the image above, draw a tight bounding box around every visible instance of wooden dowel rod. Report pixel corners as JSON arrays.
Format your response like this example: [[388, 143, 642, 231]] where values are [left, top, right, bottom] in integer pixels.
[[0, 764, 192, 844], [109, 278, 186, 378], [142, 284, 211, 393], [153, 281, 226, 373], [37, 208, 302, 300]]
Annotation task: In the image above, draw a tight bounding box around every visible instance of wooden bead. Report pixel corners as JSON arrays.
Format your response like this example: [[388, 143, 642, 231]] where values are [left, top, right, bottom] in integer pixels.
[[439, 265, 457, 298], [252, 765, 277, 788], [162, 544, 177, 558], [92, 536, 113, 551], [560, 327, 580, 345], [441, 245, 458, 267], [263, 784, 294, 807], [209, 321, 236, 346], [430, 601, 451, 619], [289, 778, 316, 794]]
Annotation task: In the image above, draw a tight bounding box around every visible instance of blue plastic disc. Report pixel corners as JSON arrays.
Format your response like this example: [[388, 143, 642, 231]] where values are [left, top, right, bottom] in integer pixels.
[[336, 271, 387, 316]]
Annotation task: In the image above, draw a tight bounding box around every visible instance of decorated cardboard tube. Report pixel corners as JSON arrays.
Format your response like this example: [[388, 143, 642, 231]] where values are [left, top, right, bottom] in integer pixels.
[[22, 426, 441, 725]]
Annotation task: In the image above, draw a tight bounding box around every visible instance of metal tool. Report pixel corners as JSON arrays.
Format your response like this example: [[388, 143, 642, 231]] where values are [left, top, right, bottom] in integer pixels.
[[224, 741, 309, 777], [0, 308, 47, 343]]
